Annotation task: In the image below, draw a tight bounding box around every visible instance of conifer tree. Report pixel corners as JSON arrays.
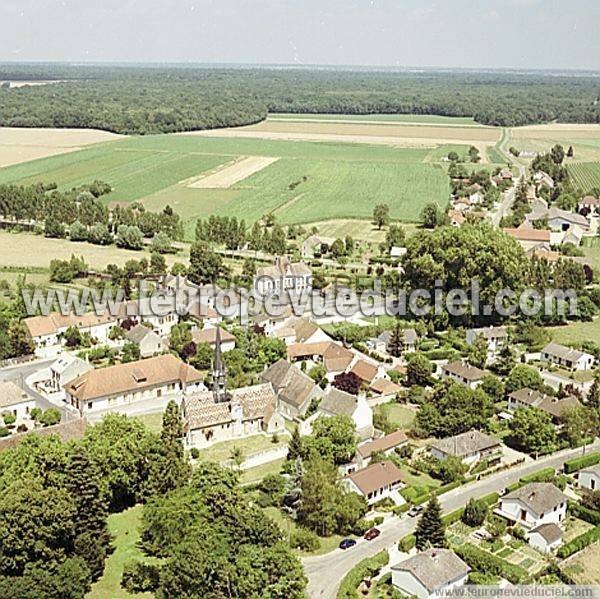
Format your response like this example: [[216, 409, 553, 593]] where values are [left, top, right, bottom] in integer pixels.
[[287, 426, 303, 462], [388, 321, 404, 358], [415, 496, 446, 551]]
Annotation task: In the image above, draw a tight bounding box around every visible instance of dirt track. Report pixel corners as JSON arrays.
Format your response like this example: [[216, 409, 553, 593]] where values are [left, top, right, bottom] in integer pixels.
[[186, 155, 279, 188]]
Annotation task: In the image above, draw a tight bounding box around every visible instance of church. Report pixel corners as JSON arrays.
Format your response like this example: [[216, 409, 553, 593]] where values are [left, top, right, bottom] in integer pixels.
[[181, 327, 286, 449]]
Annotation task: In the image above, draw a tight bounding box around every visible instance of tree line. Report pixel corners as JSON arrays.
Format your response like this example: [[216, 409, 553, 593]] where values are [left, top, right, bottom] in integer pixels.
[[1, 65, 599, 134]]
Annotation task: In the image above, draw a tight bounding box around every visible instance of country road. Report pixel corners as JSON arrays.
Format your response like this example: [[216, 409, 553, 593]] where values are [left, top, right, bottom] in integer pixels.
[[302, 440, 599, 599], [491, 128, 527, 228]]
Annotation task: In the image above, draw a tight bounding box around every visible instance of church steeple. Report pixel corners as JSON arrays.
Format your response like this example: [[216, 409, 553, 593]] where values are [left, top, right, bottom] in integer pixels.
[[212, 326, 230, 403]]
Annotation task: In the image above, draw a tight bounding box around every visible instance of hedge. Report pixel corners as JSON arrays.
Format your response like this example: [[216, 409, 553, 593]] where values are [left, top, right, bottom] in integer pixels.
[[454, 543, 530, 584], [519, 468, 556, 484], [563, 452, 600, 474], [442, 493, 500, 526], [568, 501, 600, 525], [557, 524, 600, 558], [397, 534, 416, 553], [412, 480, 464, 506], [337, 550, 389, 599]]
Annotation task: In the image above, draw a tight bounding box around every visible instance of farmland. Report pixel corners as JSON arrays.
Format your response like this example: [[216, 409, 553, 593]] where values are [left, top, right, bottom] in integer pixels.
[[0, 121, 467, 238], [568, 161, 600, 192]]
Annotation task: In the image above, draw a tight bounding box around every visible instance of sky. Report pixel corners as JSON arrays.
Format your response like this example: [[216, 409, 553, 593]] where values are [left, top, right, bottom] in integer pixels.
[[0, 0, 598, 71]]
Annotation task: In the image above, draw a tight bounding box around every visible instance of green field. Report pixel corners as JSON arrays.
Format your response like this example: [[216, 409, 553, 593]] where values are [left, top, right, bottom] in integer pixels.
[[568, 161, 600, 192], [0, 133, 451, 239], [548, 317, 600, 346]]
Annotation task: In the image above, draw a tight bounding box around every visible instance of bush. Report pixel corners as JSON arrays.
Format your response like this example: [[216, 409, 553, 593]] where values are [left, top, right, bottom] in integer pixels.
[[454, 543, 530, 584], [289, 528, 320, 552], [121, 561, 161, 593], [519, 467, 556, 484], [398, 534, 416, 552], [0, 427, 9, 438], [337, 551, 389, 599], [2, 412, 16, 427], [564, 452, 600, 474], [189, 447, 200, 459], [557, 524, 600, 558], [462, 498, 488, 527]]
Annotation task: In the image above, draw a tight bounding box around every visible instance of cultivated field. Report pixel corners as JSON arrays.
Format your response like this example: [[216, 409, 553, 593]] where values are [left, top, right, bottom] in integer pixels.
[[0, 129, 454, 238], [187, 155, 279, 188], [0, 231, 186, 270], [0, 127, 121, 167], [270, 113, 480, 126], [568, 161, 600, 192], [562, 542, 600, 584], [510, 124, 600, 163]]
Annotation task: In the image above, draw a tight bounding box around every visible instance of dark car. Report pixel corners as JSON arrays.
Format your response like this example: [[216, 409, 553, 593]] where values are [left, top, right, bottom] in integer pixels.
[[339, 538, 357, 550], [407, 505, 424, 518], [364, 528, 381, 541]]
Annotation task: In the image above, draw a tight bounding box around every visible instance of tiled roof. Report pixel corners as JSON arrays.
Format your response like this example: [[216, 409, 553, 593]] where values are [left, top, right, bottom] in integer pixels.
[[24, 309, 118, 338], [347, 460, 405, 495], [503, 228, 551, 242], [509, 388, 581, 419], [503, 483, 567, 515], [430, 429, 501, 458], [357, 430, 408, 459], [529, 523, 563, 544], [192, 327, 235, 346], [0, 382, 33, 408], [261, 359, 319, 409], [319, 388, 358, 417], [350, 359, 378, 383], [442, 361, 486, 382], [542, 342, 590, 363], [65, 354, 202, 401]]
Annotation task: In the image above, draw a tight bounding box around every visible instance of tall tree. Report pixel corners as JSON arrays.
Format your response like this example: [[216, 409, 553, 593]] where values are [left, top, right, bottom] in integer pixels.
[[188, 241, 228, 284], [373, 204, 390, 229], [415, 496, 446, 550]]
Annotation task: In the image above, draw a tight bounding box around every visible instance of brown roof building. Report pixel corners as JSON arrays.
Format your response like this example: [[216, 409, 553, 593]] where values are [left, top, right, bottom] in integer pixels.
[[345, 460, 405, 503]]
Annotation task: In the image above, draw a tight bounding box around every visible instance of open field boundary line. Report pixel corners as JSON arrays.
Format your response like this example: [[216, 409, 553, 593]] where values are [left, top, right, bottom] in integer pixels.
[[267, 116, 493, 129]]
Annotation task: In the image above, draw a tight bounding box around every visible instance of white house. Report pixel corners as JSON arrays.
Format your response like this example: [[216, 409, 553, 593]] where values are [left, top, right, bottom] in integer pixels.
[[466, 326, 508, 354], [546, 207, 590, 233], [533, 171, 554, 189], [126, 324, 167, 358], [355, 430, 409, 469], [496, 483, 568, 530], [527, 523, 563, 554], [344, 460, 406, 506], [48, 353, 93, 395], [0, 382, 36, 421], [391, 549, 470, 599], [64, 354, 203, 417], [121, 298, 178, 338], [440, 360, 486, 389], [317, 388, 373, 438], [254, 256, 312, 298], [541, 342, 595, 371], [430, 430, 502, 467], [578, 464, 600, 491], [24, 310, 119, 358]]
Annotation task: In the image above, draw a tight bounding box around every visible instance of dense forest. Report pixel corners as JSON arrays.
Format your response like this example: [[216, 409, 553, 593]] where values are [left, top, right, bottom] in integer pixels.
[[1, 64, 599, 134]]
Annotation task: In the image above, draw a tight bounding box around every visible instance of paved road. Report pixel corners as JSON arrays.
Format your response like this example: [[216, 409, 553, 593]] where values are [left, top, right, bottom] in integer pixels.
[[0, 358, 77, 421], [303, 440, 599, 599], [491, 128, 527, 228]]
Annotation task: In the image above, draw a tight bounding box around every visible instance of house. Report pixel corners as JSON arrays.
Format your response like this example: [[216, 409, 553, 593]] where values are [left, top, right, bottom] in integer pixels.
[[287, 341, 354, 380], [560, 225, 585, 247], [301, 234, 335, 258], [507, 388, 581, 422], [24, 310, 119, 357], [503, 227, 551, 251], [527, 523, 563, 554], [430, 430, 502, 466], [120, 298, 179, 337], [579, 195, 600, 215], [355, 430, 408, 469], [466, 326, 508, 353], [182, 383, 284, 448], [284, 317, 329, 344], [261, 359, 323, 420], [344, 460, 406, 506], [577, 464, 600, 491], [369, 328, 417, 355], [469, 190, 484, 205], [64, 354, 203, 417], [533, 171, 554, 189], [191, 326, 236, 352], [0, 382, 36, 421], [391, 549, 470, 599], [546, 207, 590, 233], [369, 378, 402, 398], [48, 353, 93, 395], [541, 342, 595, 371], [440, 361, 486, 389], [448, 210, 466, 227], [390, 246, 407, 259], [126, 324, 166, 358], [500, 167, 513, 180], [496, 483, 568, 529], [317, 388, 373, 438], [0, 418, 88, 453], [349, 359, 382, 386], [254, 256, 312, 298]]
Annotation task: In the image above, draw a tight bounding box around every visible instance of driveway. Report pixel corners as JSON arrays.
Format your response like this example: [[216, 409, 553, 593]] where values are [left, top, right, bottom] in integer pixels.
[[303, 440, 600, 599]]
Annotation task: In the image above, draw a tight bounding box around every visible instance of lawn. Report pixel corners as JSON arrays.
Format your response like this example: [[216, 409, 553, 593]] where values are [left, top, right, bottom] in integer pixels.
[[195, 433, 288, 464], [132, 412, 164, 434], [240, 457, 287, 485], [373, 402, 417, 430], [548, 318, 600, 346], [88, 505, 154, 599], [262, 506, 346, 556]]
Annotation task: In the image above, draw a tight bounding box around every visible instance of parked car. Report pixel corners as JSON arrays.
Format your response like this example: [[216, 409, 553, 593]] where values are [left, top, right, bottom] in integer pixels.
[[407, 505, 424, 517], [339, 538, 357, 550], [364, 528, 381, 541]]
